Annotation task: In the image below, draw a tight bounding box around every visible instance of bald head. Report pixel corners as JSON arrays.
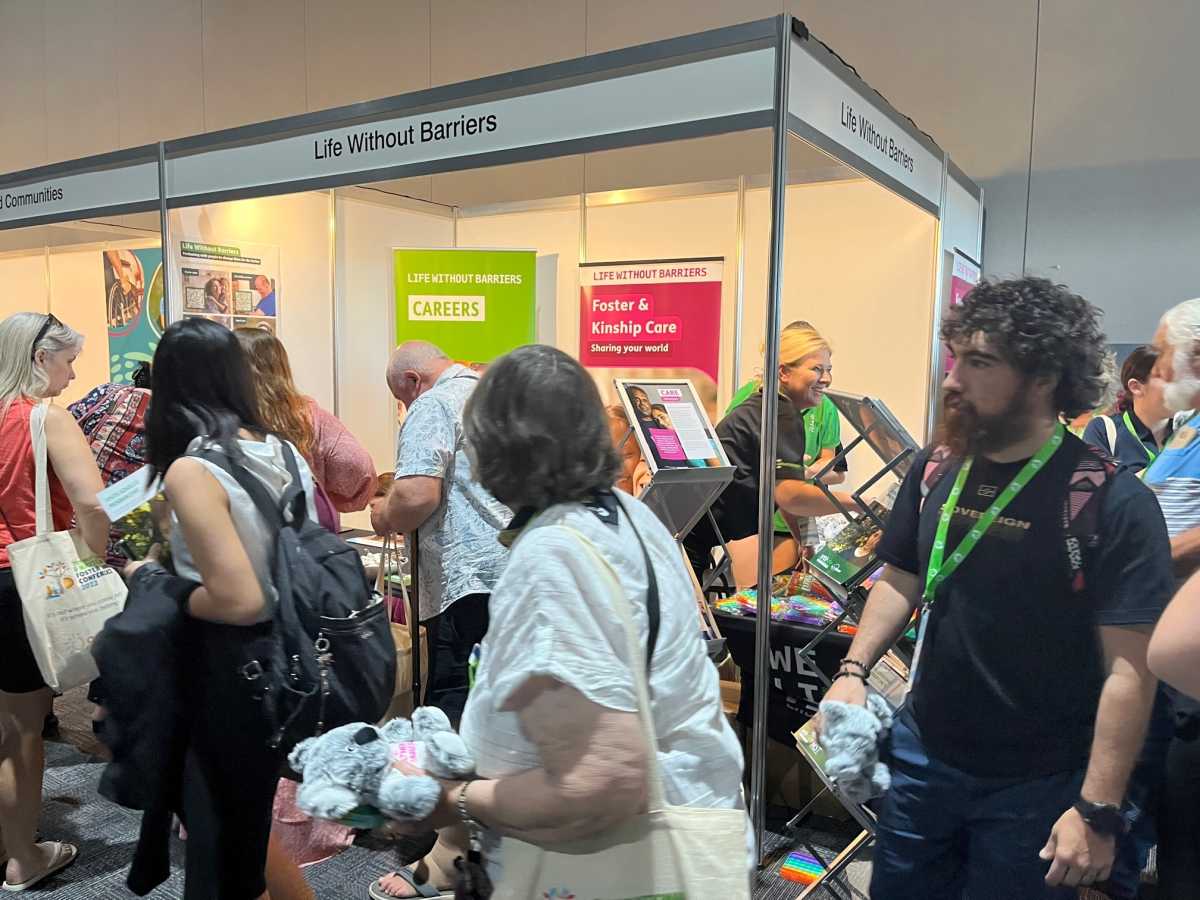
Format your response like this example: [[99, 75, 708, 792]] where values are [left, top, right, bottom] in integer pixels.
[[387, 340, 452, 406]]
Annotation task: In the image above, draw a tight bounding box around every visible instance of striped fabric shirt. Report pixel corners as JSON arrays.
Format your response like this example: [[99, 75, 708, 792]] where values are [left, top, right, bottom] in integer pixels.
[[1142, 413, 1200, 537]]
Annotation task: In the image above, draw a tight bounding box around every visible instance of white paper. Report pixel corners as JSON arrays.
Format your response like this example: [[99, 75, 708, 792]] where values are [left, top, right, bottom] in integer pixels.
[[662, 400, 714, 461], [96, 466, 157, 521]]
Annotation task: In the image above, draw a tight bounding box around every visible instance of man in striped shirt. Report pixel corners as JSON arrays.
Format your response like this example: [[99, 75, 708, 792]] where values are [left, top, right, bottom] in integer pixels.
[[1139, 295, 1200, 900]]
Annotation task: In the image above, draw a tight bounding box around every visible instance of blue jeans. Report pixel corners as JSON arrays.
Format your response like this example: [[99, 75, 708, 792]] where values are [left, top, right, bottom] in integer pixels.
[[871, 710, 1083, 900]]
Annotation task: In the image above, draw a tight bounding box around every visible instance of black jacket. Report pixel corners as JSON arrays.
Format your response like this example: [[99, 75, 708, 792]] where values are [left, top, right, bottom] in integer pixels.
[[93, 563, 197, 894]]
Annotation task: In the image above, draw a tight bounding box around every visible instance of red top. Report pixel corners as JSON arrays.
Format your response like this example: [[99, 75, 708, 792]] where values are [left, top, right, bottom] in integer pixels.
[[0, 398, 73, 568]]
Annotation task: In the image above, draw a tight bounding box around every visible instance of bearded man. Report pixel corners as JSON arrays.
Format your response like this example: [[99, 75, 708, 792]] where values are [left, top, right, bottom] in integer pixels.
[[820, 278, 1172, 899]]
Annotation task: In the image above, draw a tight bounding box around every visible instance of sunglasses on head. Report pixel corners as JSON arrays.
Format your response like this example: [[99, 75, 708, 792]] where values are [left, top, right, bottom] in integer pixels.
[[31, 313, 61, 361]]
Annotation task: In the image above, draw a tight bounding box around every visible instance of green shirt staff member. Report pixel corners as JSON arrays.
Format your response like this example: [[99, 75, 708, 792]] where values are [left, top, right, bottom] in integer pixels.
[[684, 323, 852, 581]]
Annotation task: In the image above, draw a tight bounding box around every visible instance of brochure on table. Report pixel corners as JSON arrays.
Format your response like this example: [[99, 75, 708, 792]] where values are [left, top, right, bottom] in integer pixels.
[[614, 378, 733, 540]]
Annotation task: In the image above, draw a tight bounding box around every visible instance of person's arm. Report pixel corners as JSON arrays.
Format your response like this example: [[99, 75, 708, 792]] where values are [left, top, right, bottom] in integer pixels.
[[1041, 625, 1157, 887], [1149, 568, 1200, 697], [43, 404, 107, 556], [775, 480, 854, 517], [309, 403, 377, 512], [164, 459, 265, 625], [466, 678, 649, 843], [370, 475, 441, 535], [811, 447, 846, 486], [1168, 526, 1200, 578], [817, 565, 922, 717]]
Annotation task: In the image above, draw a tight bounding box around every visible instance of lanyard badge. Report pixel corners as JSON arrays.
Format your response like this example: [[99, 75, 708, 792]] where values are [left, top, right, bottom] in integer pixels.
[[923, 424, 1064, 604]]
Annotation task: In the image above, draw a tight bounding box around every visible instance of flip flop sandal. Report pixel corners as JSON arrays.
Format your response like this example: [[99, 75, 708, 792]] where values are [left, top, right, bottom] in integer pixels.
[[368, 866, 454, 900], [3, 841, 77, 892]]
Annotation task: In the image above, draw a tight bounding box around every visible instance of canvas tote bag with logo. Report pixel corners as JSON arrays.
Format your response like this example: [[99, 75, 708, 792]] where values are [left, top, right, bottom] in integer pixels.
[[493, 521, 750, 900], [7, 401, 127, 692]]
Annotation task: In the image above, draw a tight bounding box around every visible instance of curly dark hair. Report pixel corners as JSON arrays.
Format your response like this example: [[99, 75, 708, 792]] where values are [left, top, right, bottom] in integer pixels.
[[463, 345, 620, 511], [942, 277, 1108, 419]]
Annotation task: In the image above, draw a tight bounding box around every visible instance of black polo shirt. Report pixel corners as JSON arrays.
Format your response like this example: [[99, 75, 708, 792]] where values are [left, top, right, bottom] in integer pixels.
[[876, 434, 1172, 777], [685, 389, 808, 556], [1082, 410, 1171, 474]]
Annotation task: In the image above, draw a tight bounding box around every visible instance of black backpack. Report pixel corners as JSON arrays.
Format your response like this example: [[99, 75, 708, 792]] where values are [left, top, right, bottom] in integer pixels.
[[196, 441, 396, 752]]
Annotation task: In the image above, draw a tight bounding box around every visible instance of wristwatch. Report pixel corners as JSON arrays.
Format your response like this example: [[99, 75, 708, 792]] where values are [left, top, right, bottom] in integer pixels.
[[1073, 799, 1127, 837]]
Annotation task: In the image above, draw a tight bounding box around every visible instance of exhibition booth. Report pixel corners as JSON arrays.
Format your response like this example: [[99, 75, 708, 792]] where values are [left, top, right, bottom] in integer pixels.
[[0, 15, 982, 884]]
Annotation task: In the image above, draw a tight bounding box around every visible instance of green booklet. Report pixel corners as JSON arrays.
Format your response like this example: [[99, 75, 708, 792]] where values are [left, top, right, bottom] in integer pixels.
[[810, 500, 890, 591]]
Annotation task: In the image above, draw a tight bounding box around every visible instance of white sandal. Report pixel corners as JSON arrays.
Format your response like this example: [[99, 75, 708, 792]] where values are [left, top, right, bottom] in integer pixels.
[[2, 842, 77, 892]]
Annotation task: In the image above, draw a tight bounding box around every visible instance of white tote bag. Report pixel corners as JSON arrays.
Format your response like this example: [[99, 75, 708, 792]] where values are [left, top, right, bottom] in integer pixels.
[[493, 526, 751, 900], [6, 401, 127, 692]]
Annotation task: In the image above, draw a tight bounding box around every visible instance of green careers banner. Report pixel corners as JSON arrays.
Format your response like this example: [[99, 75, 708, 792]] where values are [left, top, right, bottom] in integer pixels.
[[393, 248, 536, 363]]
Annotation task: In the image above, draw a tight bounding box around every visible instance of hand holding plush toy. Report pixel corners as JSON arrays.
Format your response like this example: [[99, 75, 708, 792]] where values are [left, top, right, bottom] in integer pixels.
[[288, 707, 475, 823]]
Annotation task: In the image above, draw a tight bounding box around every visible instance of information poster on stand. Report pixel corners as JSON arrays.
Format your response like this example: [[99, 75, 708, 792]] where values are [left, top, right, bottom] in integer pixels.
[[177, 239, 280, 335], [615, 378, 726, 472], [394, 248, 536, 364], [102, 248, 164, 383], [579, 258, 722, 383]]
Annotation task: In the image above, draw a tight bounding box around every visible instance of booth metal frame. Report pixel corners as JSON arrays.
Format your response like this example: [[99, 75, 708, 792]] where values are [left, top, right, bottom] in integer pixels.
[[0, 13, 983, 877]]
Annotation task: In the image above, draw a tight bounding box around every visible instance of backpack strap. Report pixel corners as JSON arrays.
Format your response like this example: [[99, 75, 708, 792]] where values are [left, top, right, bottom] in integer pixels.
[[919, 445, 956, 512], [191, 443, 287, 530], [1061, 446, 1117, 594], [1098, 415, 1118, 456], [275, 441, 311, 527]]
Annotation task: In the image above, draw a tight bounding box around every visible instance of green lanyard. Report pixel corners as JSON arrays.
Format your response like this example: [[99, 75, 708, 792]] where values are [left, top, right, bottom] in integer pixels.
[[924, 424, 1064, 603], [1123, 412, 1158, 464]]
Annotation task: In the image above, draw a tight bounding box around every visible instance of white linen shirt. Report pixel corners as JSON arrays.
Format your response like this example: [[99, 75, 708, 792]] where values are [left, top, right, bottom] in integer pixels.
[[393, 365, 510, 620], [460, 491, 752, 875]]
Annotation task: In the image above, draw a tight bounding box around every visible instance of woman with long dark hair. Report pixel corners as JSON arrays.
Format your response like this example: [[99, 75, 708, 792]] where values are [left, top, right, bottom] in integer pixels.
[[1083, 345, 1174, 472], [131, 318, 317, 899]]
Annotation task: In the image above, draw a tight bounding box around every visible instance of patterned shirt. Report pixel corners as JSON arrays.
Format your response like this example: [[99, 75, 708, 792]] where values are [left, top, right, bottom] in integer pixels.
[[394, 364, 510, 620], [1143, 412, 1200, 538], [68, 383, 151, 565]]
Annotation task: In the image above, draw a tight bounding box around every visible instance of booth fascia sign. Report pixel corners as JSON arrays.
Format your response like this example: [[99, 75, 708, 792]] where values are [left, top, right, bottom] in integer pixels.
[[786, 28, 946, 214], [0, 147, 160, 229], [161, 22, 780, 205]]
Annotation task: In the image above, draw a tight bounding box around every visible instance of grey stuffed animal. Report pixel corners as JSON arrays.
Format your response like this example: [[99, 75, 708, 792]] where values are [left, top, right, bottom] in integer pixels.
[[817, 693, 895, 804], [288, 707, 475, 822]]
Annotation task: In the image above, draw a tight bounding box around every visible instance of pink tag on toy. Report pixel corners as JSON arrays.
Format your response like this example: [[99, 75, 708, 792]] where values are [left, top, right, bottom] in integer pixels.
[[391, 741, 428, 771]]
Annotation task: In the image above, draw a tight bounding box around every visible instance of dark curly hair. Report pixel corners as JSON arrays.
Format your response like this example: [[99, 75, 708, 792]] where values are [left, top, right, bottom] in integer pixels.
[[942, 277, 1107, 419], [463, 345, 620, 511]]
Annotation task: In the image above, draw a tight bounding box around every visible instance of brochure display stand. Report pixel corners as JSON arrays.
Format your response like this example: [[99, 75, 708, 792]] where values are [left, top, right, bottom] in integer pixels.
[[775, 390, 919, 897], [0, 14, 984, 869], [614, 378, 734, 648]]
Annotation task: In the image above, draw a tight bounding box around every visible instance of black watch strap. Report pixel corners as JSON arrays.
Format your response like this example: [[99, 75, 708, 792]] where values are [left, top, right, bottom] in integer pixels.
[[1073, 799, 1126, 837]]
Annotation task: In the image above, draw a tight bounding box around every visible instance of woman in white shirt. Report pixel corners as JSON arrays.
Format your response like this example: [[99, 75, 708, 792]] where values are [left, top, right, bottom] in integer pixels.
[[382, 345, 749, 897], [130, 318, 317, 900]]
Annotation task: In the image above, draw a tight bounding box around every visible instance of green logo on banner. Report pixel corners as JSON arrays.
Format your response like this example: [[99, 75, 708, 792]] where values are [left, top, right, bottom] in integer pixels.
[[394, 248, 536, 363]]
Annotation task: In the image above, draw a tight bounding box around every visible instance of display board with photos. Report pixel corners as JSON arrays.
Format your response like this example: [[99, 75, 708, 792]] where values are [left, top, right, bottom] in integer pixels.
[[178, 239, 280, 336], [824, 390, 919, 479], [615, 378, 729, 472]]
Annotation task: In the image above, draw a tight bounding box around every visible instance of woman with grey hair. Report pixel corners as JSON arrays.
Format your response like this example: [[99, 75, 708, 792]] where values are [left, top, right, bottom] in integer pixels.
[[0, 312, 107, 891], [375, 345, 749, 898]]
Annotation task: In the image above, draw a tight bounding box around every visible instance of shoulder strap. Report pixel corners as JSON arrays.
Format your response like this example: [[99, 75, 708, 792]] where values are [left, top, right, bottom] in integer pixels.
[[1062, 445, 1117, 593], [1100, 415, 1118, 456], [30, 401, 51, 535], [613, 493, 660, 671], [192, 444, 286, 530], [919, 445, 956, 510]]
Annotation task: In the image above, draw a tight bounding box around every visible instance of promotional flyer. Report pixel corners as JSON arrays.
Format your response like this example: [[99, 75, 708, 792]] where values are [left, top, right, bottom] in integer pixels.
[[178, 239, 280, 335], [102, 248, 164, 383], [393, 248, 536, 363], [615, 379, 726, 472], [579, 258, 723, 383]]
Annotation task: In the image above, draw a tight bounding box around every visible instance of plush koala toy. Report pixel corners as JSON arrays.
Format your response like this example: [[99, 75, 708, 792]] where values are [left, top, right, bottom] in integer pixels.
[[288, 707, 476, 823]]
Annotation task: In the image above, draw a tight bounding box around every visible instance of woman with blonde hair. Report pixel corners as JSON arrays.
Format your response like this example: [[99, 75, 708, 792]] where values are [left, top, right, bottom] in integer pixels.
[[683, 321, 852, 581], [0, 312, 107, 890], [234, 328, 376, 529]]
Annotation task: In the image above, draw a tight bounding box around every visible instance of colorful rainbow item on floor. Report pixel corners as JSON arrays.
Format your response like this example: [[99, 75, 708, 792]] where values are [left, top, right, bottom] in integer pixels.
[[780, 850, 824, 884]]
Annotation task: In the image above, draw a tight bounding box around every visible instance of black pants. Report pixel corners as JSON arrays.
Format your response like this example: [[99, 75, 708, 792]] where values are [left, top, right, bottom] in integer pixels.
[[422, 593, 489, 727], [1158, 723, 1200, 900]]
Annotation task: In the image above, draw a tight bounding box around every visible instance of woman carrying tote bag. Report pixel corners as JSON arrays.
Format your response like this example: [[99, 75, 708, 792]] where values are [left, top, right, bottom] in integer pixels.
[[0, 312, 108, 891], [382, 346, 750, 900]]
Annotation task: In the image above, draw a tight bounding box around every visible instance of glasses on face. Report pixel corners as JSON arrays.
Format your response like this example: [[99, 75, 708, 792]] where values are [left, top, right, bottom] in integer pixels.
[[30, 313, 61, 361], [785, 360, 833, 378]]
